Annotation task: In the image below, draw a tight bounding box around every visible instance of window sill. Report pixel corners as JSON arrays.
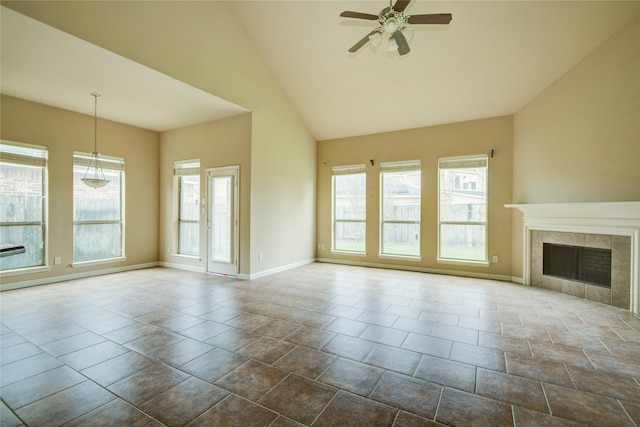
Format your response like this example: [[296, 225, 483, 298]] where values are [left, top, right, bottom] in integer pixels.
[[72, 257, 127, 268], [378, 254, 422, 262], [170, 254, 201, 262], [0, 265, 51, 277], [330, 250, 367, 257], [437, 258, 490, 267]]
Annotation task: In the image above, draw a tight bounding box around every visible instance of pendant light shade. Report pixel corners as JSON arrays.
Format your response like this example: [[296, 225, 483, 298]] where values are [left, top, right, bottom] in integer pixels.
[[401, 26, 414, 42], [368, 31, 383, 47], [81, 93, 110, 188]]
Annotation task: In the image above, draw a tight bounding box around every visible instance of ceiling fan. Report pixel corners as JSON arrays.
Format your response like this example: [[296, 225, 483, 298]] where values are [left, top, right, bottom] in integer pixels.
[[340, 0, 452, 55]]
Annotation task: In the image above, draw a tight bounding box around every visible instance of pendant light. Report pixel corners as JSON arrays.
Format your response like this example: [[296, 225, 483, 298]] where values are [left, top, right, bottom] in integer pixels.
[[81, 93, 110, 188]]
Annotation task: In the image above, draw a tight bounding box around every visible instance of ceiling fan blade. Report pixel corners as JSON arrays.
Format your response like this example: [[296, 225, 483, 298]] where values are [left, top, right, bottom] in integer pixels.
[[407, 13, 453, 25], [348, 29, 381, 53], [340, 11, 379, 20], [391, 30, 410, 56], [393, 0, 412, 13]]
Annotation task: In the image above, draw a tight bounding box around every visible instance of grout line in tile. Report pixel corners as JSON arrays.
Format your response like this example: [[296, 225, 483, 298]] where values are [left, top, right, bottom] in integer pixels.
[[581, 348, 598, 371], [270, 343, 297, 367], [390, 410, 401, 427], [366, 369, 388, 400], [432, 385, 445, 424], [257, 372, 292, 405], [617, 399, 638, 427], [308, 387, 340, 427], [539, 381, 553, 416]]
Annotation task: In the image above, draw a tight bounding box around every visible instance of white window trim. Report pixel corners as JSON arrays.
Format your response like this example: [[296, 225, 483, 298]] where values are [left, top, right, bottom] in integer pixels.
[[169, 253, 201, 262], [379, 160, 421, 258], [331, 164, 366, 254], [72, 152, 125, 263], [330, 249, 368, 257], [71, 256, 128, 268], [437, 154, 489, 266], [173, 159, 200, 257], [378, 253, 422, 262], [436, 258, 490, 267], [0, 265, 52, 277], [0, 140, 49, 273]]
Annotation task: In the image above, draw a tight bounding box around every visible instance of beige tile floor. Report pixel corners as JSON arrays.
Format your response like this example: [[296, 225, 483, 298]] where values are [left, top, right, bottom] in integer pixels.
[[1, 263, 639, 426]]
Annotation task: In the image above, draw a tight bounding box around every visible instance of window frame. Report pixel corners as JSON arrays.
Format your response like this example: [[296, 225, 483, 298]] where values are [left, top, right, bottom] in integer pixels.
[[331, 164, 367, 255], [437, 154, 489, 266], [0, 141, 49, 275], [379, 160, 422, 260], [174, 159, 201, 259], [72, 151, 125, 266]]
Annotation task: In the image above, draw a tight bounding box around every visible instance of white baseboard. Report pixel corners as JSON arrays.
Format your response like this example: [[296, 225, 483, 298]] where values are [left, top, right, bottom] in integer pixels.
[[0, 262, 159, 292], [316, 257, 517, 283], [511, 276, 526, 285], [157, 261, 206, 273], [1, 258, 526, 292], [238, 258, 315, 280]]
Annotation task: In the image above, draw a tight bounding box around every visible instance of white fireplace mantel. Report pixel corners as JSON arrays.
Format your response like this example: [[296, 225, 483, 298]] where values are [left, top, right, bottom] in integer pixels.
[[506, 201, 640, 314]]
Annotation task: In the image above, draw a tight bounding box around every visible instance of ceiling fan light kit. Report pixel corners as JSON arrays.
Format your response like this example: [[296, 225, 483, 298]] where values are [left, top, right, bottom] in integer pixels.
[[340, 0, 452, 56]]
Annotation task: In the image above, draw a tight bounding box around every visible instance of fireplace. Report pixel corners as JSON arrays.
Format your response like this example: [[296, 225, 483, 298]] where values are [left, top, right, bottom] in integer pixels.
[[506, 202, 639, 314], [530, 231, 628, 306]]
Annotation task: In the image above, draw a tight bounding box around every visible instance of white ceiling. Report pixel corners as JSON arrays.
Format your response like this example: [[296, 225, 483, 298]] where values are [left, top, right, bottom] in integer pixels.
[[0, 6, 248, 132], [2, 2, 639, 140]]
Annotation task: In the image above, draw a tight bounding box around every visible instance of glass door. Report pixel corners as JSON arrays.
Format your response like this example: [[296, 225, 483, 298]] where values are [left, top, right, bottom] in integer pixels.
[[207, 166, 238, 276]]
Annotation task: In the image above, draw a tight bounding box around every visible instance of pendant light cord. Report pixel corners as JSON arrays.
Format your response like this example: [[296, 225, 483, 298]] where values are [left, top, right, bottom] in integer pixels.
[[92, 93, 100, 154], [81, 93, 110, 187]]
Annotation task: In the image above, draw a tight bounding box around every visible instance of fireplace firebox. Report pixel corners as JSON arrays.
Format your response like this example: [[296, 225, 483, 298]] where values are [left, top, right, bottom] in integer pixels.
[[543, 243, 611, 288]]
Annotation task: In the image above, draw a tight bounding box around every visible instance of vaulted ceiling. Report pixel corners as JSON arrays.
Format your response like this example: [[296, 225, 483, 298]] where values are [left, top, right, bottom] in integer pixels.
[[2, 1, 639, 140], [230, 1, 640, 140]]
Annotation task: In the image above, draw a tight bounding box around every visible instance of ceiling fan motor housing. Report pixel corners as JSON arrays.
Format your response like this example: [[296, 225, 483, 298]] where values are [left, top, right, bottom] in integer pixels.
[[379, 11, 407, 33]]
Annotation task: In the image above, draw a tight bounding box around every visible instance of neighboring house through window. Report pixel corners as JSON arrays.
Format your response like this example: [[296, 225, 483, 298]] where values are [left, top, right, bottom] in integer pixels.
[[380, 160, 421, 258], [0, 141, 48, 271], [438, 154, 488, 264]]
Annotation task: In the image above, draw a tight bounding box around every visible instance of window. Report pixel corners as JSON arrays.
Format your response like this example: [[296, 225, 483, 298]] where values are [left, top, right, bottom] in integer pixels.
[[73, 152, 124, 263], [380, 160, 421, 257], [438, 155, 488, 263], [174, 160, 200, 256], [332, 164, 366, 253], [0, 141, 48, 271]]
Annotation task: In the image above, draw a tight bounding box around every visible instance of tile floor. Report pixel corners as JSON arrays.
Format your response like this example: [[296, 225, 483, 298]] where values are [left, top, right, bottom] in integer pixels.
[[1, 263, 639, 426]]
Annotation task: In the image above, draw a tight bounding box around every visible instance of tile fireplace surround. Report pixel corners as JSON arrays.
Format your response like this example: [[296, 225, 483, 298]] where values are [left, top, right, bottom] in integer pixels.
[[506, 202, 640, 315]]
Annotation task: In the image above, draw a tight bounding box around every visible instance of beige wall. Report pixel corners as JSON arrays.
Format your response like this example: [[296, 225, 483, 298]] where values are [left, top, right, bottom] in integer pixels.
[[4, 1, 317, 277], [159, 113, 252, 275], [317, 116, 514, 279], [249, 106, 317, 274], [514, 15, 639, 204], [1, 95, 160, 286], [511, 15, 640, 279]]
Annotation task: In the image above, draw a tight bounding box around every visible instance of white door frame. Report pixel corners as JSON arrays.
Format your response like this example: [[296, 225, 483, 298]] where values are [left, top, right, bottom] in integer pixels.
[[206, 165, 239, 277]]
